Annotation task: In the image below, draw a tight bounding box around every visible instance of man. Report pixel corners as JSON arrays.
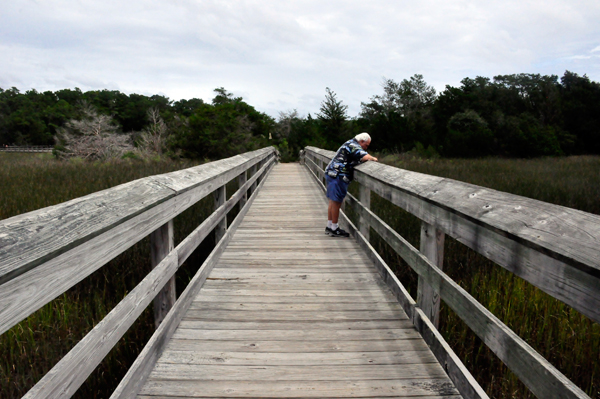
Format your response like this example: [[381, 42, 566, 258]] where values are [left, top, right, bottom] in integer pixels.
[[325, 132, 378, 237]]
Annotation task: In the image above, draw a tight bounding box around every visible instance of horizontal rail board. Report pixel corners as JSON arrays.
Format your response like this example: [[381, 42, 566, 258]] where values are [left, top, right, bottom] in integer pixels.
[[305, 146, 600, 325], [0, 148, 276, 334]]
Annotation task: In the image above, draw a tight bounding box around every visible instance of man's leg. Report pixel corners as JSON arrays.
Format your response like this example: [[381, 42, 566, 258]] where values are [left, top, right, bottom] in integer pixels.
[[328, 199, 348, 237], [329, 200, 342, 224]]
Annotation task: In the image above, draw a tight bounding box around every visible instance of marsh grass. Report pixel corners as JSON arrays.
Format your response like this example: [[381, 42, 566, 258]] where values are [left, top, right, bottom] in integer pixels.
[[349, 154, 600, 398], [0, 153, 236, 398]]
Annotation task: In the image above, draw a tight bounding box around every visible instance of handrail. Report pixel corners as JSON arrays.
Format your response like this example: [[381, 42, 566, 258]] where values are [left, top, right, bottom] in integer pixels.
[[0, 145, 54, 153], [302, 146, 596, 399], [0, 147, 278, 398]]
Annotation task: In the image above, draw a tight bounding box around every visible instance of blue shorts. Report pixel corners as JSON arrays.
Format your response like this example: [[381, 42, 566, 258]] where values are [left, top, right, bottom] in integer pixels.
[[326, 174, 350, 203]]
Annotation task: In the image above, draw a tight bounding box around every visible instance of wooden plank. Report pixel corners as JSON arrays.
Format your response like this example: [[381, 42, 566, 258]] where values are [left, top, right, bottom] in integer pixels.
[[181, 309, 407, 322], [194, 288, 398, 299], [171, 328, 420, 341], [177, 319, 416, 331], [187, 301, 404, 312], [109, 159, 276, 399], [138, 379, 460, 398], [146, 363, 450, 381], [164, 338, 432, 353], [156, 349, 438, 366]]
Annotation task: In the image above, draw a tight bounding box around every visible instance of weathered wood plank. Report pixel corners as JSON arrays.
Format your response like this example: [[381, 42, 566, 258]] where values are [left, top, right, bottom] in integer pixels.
[[177, 319, 414, 331], [156, 349, 438, 366], [165, 338, 431, 353], [171, 328, 420, 341], [187, 301, 403, 312], [182, 309, 407, 322], [147, 363, 449, 381], [138, 379, 460, 398]]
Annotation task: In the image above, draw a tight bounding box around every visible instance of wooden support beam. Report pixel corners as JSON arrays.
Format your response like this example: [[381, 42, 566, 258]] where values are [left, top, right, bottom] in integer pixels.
[[358, 184, 371, 241], [150, 220, 175, 328], [238, 171, 247, 209], [213, 185, 227, 244], [417, 222, 445, 328], [249, 165, 257, 196]]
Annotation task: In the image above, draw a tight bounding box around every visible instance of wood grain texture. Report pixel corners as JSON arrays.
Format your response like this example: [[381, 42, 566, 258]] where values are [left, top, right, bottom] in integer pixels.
[[135, 163, 461, 399]]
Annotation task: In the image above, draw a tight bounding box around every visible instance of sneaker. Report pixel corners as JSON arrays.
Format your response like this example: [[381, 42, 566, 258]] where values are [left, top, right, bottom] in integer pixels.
[[329, 227, 350, 237], [325, 227, 333, 236]]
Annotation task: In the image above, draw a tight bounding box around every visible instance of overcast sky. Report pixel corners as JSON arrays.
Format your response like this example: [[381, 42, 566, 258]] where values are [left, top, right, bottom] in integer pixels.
[[1, 0, 599, 118]]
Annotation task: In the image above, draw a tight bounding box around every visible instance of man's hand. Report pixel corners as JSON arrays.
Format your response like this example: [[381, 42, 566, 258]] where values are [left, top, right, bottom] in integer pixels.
[[361, 154, 378, 162]]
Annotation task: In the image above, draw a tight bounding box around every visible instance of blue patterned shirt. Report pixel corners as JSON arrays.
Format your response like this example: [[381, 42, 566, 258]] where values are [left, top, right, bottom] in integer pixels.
[[325, 138, 368, 181]]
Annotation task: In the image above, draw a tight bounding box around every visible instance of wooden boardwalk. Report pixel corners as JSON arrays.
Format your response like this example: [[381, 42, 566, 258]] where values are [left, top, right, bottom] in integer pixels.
[[138, 163, 461, 398]]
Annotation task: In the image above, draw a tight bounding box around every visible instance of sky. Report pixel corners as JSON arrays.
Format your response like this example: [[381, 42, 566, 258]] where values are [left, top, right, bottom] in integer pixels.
[[1, 0, 599, 118]]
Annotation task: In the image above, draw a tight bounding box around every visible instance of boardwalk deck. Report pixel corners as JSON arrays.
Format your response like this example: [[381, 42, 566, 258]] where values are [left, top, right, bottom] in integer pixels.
[[138, 163, 462, 398]]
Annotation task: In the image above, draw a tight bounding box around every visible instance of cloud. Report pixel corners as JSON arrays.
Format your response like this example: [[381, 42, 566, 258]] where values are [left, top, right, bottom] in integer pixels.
[[1, 0, 600, 117]]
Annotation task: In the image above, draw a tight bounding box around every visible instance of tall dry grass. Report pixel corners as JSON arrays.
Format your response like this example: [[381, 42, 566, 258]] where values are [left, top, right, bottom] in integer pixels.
[[357, 154, 600, 398]]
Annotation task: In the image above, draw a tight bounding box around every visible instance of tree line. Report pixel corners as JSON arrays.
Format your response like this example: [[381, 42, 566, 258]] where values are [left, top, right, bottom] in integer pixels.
[[1, 70, 598, 160]]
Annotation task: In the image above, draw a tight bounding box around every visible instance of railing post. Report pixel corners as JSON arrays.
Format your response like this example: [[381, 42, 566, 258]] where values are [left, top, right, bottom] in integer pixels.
[[150, 220, 175, 328], [238, 170, 247, 209], [359, 184, 371, 240], [214, 185, 227, 243], [249, 164, 258, 196], [417, 222, 445, 328]]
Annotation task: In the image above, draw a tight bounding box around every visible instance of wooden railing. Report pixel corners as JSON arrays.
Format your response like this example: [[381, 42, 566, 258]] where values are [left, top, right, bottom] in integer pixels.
[[302, 146, 599, 399], [0, 147, 278, 398], [0, 145, 54, 153]]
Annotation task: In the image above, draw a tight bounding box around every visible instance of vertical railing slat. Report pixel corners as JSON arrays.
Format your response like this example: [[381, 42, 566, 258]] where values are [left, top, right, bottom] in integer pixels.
[[150, 220, 175, 328]]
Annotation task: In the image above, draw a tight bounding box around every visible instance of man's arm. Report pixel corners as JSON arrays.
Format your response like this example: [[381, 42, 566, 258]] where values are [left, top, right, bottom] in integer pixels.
[[361, 154, 378, 162]]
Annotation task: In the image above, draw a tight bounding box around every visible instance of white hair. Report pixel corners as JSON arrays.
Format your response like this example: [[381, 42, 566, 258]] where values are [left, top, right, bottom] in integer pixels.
[[355, 132, 371, 142]]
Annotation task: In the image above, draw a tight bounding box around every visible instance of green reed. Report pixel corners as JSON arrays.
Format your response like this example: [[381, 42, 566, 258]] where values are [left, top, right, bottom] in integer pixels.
[[361, 154, 600, 399], [0, 153, 228, 398]]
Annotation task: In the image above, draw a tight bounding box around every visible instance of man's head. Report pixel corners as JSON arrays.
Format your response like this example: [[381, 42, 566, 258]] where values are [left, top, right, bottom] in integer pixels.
[[355, 132, 371, 150]]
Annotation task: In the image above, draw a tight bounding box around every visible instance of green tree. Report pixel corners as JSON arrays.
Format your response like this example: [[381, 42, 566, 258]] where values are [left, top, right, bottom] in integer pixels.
[[317, 87, 349, 148]]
